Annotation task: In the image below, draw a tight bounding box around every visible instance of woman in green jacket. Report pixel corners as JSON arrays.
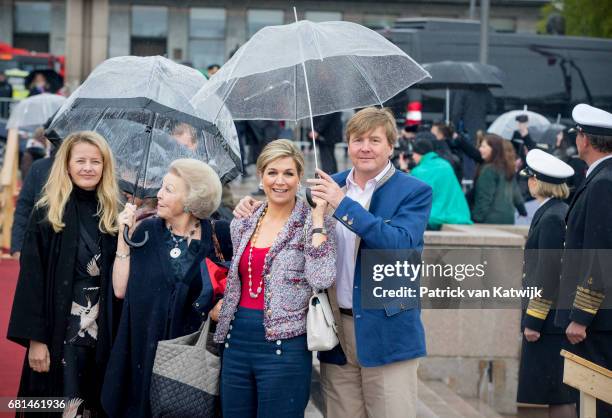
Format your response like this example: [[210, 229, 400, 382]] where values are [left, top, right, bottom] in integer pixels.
[[408, 136, 472, 230], [472, 134, 525, 224]]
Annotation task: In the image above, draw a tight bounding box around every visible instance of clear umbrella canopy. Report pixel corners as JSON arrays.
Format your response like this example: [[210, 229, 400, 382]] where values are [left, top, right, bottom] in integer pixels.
[[49, 56, 241, 196], [190, 20, 430, 122], [534, 123, 566, 150], [6, 93, 66, 130], [487, 109, 551, 141]]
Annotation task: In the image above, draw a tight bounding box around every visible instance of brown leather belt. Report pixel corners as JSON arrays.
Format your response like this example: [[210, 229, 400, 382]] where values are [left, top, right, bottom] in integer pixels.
[[339, 307, 354, 317]]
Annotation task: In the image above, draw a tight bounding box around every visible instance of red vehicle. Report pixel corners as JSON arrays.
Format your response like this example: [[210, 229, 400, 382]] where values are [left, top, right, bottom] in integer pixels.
[[0, 43, 65, 98]]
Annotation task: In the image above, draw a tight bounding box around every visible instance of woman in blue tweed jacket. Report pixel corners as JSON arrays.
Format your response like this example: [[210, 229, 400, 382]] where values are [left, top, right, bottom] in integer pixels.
[[214, 139, 336, 418]]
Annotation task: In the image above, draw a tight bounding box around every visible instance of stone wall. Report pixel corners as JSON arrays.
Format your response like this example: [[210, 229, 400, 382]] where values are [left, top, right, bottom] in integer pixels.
[[419, 224, 527, 415]]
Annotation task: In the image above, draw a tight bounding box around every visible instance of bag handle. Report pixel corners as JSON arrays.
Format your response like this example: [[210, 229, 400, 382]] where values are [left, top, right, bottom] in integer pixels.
[[310, 292, 338, 333], [195, 317, 212, 348]]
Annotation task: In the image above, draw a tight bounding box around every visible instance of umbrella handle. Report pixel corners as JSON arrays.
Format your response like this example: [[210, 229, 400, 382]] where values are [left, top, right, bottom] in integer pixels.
[[305, 187, 316, 208], [123, 226, 149, 248]]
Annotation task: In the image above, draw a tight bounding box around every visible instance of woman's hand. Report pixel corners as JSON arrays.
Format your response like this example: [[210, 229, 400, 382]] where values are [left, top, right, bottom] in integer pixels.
[[209, 299, 223, 322], [29, 340, 50, 373], [311, 195, 328, 225], [118, 203, 137, 233], [523, 327, 540, 342]]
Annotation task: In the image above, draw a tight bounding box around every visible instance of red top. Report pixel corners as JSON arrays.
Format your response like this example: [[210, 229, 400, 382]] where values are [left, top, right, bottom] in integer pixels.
[[238, 242, 270, 310]]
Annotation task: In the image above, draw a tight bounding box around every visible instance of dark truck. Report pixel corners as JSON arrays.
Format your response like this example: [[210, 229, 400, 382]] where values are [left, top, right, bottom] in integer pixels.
[[382, 18, 612, 124]]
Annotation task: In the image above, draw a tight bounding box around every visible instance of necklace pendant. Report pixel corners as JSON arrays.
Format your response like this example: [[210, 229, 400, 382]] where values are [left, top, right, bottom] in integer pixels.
[[170, 247, 182, 258], [249, 291, 259, 298]]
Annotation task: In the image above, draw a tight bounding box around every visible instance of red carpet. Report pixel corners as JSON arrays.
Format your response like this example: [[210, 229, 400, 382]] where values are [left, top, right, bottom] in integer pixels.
[[0, 259, 25, 398]]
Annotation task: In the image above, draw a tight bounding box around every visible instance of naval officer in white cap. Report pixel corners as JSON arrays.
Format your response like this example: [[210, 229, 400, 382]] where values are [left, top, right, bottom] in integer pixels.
[[556, 104, 612, 418], [517, 149, 578, 415]]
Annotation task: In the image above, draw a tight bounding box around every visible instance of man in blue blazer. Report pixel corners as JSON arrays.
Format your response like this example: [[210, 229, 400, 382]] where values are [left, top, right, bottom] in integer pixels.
[[308, 108, 432, 418], [235, 108, 432, 418]]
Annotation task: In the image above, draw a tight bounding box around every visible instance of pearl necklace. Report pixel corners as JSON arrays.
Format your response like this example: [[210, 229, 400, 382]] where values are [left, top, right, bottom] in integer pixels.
[[248, 207, 268, 298], [168, 222, 199, 258]]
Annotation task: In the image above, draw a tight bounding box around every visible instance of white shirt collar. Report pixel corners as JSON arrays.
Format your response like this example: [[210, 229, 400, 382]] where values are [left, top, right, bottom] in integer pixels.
[[538, 197, 552, 209], [586, 154, 612, 178], [346, 161, 392, 190]]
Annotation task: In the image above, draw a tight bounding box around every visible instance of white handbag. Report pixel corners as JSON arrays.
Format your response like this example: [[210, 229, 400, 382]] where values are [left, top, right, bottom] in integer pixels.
[[306, 291, 339, 351]]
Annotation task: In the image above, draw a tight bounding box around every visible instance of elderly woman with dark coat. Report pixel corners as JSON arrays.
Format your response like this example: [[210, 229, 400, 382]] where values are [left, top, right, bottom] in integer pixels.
[[101, 158, 232, 418], [214, 139, 336, 418], [7, 131, 121, 417]]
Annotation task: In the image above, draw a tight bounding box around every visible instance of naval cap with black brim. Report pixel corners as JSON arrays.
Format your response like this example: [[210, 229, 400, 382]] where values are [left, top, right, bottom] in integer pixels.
[[520, 149, 574, 184], [569, 103, 612, 136]]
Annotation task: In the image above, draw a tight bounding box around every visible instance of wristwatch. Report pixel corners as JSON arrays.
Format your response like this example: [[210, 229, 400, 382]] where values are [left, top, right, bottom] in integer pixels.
[[312, 227, 328, 236]]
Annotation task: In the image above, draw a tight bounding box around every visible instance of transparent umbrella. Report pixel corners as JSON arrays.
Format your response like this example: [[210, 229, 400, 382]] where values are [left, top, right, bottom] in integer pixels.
[[487, 109, 551, 141], [48, 55, 241, 246], [6, 93, 66, 130], [191, 12, 429, 204], [536, 123, 566, 150]]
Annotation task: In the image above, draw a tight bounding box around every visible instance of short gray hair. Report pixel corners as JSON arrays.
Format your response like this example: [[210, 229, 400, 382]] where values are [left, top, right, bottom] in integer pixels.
[[169, 158, 221, 219]]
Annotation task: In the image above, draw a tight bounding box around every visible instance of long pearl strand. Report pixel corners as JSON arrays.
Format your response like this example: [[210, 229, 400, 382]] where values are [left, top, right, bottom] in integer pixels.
[[248, 206, 268, 298]]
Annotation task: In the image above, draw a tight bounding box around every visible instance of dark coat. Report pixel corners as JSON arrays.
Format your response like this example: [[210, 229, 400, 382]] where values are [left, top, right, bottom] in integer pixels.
[[244, 120, 281, 146], [556, 157, 612, 331], [101, 217, 232, 418], [6, 196, 118, 416], [449, 134, 483, 164], [521, 198, 568, 334], [10, 157, 53, 254], [0, 80, 12, 98], [511, 131, 537, 164], [563, 156, 588, 203], [517, 199, 578, 406], [313, 112, 343, 144], [433, 139, 463, 181], [450, 87, 494, 141]]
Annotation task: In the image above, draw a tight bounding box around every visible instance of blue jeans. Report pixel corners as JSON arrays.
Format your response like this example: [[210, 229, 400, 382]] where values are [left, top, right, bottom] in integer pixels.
[[220, 307, 312, 418]]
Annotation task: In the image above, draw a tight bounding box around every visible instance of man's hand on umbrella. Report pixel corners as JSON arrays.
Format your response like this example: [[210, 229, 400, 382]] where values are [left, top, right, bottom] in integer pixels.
[[307, 169, 345, 209], [233, 196, 262, 219], [308, 130, 320, 140]]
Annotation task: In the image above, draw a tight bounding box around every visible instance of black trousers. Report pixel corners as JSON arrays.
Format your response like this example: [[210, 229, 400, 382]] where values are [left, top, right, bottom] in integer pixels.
[[317, 142, 337, 175]]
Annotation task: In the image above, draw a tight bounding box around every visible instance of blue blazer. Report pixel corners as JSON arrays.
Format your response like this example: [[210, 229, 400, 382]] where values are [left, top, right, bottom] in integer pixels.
[[319, 166, 433, 367]]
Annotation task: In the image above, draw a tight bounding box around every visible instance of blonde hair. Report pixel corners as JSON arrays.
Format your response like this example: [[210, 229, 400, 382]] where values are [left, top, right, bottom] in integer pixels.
[[256, 139, 305, 177], [169, 158, 221, 219], [346, 107, 398, 147], [532, 178, 570, 200], [37, 131, 120, 234]]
